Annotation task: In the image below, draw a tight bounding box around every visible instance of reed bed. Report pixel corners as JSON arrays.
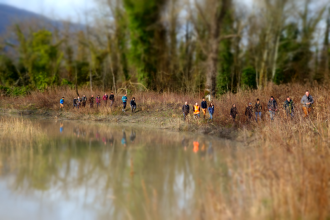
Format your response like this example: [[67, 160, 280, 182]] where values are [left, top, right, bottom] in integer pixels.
[[0, 117, 45, 145]]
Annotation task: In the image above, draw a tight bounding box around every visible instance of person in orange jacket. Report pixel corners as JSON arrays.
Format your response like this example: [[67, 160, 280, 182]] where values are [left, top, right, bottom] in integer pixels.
[[193, 141, 199, 153], [193, 103, 200, 119]]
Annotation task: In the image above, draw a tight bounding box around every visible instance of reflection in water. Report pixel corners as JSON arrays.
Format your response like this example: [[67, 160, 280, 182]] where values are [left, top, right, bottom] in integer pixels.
[[0, 118, 237, 220], [193, 141, 199, 153], [182, 137, 188, 151], [121, 130, 127, 146], [60, 122, 63, 133], [130, 129, 136, 142]]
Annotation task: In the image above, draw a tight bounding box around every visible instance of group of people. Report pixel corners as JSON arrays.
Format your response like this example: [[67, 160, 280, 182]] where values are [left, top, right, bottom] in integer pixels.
[[182, 97, 215, 121], [181, 90, 314, 122], [59, 92, 137, 113], [229, 90, 314, 122], [60, 90, 314, 122]]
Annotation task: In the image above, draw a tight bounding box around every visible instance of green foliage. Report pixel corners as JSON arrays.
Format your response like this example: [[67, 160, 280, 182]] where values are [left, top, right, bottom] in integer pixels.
[[10, 86, 30, 96], [0, 55, 19, 86], [0, 85, 30, 96], [241, 67, 257, 89], [61, 78, 74, 89], [217, 39, 233, 95], [0, 85, 10, 96], [11, 27, 63, 86], [35, 72, 51, 91], [123, 0, 166, 88]]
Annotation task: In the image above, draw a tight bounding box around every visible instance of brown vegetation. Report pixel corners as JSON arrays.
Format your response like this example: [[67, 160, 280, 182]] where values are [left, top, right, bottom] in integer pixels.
[[0, 83, 328, 126]]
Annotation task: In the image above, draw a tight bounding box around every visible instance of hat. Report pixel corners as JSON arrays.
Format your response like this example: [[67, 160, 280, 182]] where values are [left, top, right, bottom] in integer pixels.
[[249, 103, 252, 105]]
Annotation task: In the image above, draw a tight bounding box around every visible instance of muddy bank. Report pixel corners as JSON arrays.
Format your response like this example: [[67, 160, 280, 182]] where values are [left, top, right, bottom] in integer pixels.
[[0, 108, 239, 140]]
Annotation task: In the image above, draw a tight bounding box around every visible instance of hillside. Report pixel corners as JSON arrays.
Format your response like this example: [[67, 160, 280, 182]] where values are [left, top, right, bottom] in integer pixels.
[[0, 3, 83, 33]]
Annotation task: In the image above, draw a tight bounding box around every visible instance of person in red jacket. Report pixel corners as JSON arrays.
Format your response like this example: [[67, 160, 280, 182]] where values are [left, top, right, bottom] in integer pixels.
[[102, 93, 108, 106]]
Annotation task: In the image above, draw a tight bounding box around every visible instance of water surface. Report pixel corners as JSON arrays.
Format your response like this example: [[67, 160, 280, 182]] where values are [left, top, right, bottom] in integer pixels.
[[0, 118, 239, 220]]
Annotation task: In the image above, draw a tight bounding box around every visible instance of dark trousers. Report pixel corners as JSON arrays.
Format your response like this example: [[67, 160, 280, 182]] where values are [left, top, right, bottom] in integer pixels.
[[183, 112, 188, 120], [123, 102, 127, 109]]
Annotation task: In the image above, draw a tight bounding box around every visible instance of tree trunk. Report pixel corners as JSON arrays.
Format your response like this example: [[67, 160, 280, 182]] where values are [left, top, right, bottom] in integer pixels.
[[259, 28, 271, 88], [89, 68, 92, 92], [321, 9, 330, 81], [75, 64, 79, 97], [205, 0, 229, 97], [271, 33, 280, 81]]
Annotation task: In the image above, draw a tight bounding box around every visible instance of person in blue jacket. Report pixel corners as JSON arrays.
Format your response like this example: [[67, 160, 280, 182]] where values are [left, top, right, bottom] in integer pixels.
[[60, 97, 64, 110], [122, 94, 128, 112], [121, 129, 127, 146], [208, 102, 214, 121]]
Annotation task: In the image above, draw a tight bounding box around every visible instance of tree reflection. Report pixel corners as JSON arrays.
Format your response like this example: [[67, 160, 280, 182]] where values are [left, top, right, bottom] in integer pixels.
[[0, 119, 234, 219]]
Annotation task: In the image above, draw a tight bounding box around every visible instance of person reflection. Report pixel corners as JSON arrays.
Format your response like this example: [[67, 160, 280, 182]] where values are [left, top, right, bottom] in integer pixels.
[[60, 123, 64, 133], [130, 129, 136, 143], [121, 130, 127, 146], [193, 141, 199, 153], [208, 142, 214, 158], [102, 137, 107, 145], [182, 137, 188, 151], [200, 143, 206, 160], [73, 128, 80, 137], [109, 134, 114, 146], [95, 132, 100, 140]]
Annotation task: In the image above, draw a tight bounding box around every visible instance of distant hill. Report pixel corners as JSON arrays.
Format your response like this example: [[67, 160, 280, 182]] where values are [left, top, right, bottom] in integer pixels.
[[0, 3, 83, 34]]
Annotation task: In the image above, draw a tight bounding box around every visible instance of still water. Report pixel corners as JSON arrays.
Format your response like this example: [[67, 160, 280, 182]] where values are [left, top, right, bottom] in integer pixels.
[[0, 118, 240, 220]]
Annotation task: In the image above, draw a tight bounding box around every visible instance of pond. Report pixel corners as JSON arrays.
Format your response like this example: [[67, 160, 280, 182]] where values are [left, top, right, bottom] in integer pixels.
[[0, 117, 241, 220]]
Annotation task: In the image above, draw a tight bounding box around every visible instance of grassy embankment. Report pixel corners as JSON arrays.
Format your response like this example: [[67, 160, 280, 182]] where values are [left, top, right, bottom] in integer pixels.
[[0, 83, 329, 138]]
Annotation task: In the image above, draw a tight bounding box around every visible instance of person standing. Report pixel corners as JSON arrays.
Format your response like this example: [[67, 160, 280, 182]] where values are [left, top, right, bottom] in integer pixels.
[[82, 95, 87, 107], [230, 104, 238, 122], [130, 97, 137, 112], [182, 101, 190, 121], [60, 97, 64, 110], [109, 92, 115, 107], [245, 103, 253, 120], [122, 94, 128, 112], [73, 97, 77, 108], [284, 96, 294, 118], [103, 93, 108, 106], [208, 102, 214, 121], [267, 96, 278, 121], [201, 98, 208, 119], [193, 102, 200, 119], [89, 95, 94, 108], [96, 95, 101, 108], [77, 96, 81, 109], [254, 99, 262, 122], [301, 90, 314, 118]]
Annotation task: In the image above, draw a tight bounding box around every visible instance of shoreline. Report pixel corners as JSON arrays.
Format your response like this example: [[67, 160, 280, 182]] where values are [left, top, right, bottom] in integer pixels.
[[0, 107, 239, 140]]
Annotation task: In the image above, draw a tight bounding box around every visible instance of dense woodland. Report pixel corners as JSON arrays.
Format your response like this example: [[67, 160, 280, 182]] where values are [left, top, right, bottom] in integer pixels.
[[0, 0, 329, 97]]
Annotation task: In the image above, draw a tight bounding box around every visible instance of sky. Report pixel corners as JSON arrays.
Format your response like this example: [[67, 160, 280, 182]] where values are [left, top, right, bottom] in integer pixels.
[[0, 0, 327, 27], [0, 0, 96, 23]]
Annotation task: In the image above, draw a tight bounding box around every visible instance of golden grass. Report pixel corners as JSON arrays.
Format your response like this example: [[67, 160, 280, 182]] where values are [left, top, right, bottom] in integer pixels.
[[0, 117, 45, 145]]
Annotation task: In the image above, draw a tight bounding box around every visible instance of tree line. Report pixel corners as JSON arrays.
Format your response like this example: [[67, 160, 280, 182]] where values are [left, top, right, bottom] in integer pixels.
[[0, 0, 329, 97]]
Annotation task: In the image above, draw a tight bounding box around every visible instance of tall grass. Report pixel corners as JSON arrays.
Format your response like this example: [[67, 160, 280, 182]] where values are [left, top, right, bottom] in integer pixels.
[[0, 117, 45, 145]]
